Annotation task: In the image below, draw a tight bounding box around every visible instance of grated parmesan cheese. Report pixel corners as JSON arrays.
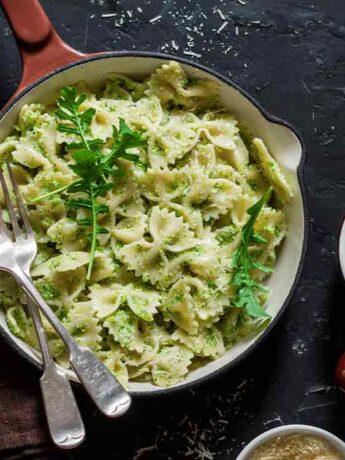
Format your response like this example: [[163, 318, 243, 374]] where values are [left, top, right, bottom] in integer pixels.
[[216, 8, 225, 20], [249, 434, 342, 460], [149, 15, 162, 23], [217, 21, 228, 34]]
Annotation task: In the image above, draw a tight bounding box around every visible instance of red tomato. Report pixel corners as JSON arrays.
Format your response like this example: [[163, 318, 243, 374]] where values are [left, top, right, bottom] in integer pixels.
[[335, 352, 345, 390]]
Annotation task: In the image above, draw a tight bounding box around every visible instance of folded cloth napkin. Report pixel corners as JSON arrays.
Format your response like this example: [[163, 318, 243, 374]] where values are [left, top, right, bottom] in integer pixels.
[[0, 341, 70, 459]]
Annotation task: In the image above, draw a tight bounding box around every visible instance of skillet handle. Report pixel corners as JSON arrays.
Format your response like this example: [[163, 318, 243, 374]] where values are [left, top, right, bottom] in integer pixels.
[[0, 0, 88, 102]]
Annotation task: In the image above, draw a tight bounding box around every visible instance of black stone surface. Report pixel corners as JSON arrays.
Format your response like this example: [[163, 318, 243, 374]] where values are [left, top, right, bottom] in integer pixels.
[[1, 1, 345, 459]]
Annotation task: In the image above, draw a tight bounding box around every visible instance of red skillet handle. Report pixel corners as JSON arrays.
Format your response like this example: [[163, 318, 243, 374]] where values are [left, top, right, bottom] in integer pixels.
[[0, 0, 88, 103]]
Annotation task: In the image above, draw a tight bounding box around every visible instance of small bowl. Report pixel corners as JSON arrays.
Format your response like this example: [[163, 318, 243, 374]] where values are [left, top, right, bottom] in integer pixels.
[[236, 424, 345, 459]]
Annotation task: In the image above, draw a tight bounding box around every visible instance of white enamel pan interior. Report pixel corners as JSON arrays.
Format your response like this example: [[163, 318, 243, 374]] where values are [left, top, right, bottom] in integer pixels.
[[0, 54, 306, 395]]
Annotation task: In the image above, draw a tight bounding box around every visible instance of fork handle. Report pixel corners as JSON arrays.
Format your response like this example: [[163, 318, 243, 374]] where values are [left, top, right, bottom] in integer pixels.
[[40, 362, 85, 449], [14, 269, 131, 418], [27, 300, 85, 448]]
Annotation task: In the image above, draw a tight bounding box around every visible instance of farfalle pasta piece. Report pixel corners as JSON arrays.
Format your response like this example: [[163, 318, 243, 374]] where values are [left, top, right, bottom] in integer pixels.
[[164, 276, 198, 334], [251, 138, 293, 203], [181, 169, 212, 206], [90, 249, 117, 282], [181, 164, 242, 221], [254, 207, 287, 246], [97, 348, 129, 388], [146, 61, 219, 111], [18, 103, 46, 129], [19, 169, 74, 203], [128, 95, 164, 130], [230, 194, 257, 227], [89, 102, 115, 141], [42, 266, 87, 311], [185, 229, 230, 279], [31, 251, 89, 277], [87, 283, 124, 319], [198, 114, 250, 171], [251, 206, 287, 280], [112, 214, 147, 243], [28, 199, 67, 245], [47, 218, 87, 252], [163, 276, 230, 334], [117, 239, 166, 285], [241, 163, 271, 199], [0, 136, 17, 157], [88, 280, 160, 322], [16, 104, 72, 175], [167, 202, 204, 238], [225, 135, 250, 171], [115, 196, 146, 218], [151, 345, 193, 387], [140, 321, 172, 352], [104, 309, 145, 353], [189, 277, 230, 323], [188, 143, 217, 174], [138, 168, 190, 204], [118, 206, 197, 286], [200, 178, 242, 221], [200, 118, 238, 151], [65, 302, 102, 351], [103, 73, 147, 101], [149, 207, 196, 253], [148, 114, 200, 168], [12, 138, 51, 169], [100, 169, 139, 214], [125, 284, 160, 322], [172, 326, 225, 358]]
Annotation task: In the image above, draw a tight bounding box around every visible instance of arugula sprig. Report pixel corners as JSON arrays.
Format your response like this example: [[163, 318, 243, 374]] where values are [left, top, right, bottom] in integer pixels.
[[32, 86, 145, 279], [232, 186, 273, 318]]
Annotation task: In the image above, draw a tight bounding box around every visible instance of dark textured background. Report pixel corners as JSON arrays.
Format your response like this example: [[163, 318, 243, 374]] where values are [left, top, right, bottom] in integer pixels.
[[1, 1, 345, 459]]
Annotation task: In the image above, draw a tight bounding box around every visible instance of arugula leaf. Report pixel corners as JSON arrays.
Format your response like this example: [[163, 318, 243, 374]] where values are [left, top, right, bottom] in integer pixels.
[[31, 86, 145, 280], [70, 149, 98, 179], [55, 87, 94, 148], [231, 186, 273, 318], [103, 120, 145, 165]]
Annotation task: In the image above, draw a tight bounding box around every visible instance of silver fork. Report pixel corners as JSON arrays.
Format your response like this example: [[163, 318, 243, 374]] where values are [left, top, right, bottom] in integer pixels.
[[2, 165, 85, 449], [0, 164, 132, 420]]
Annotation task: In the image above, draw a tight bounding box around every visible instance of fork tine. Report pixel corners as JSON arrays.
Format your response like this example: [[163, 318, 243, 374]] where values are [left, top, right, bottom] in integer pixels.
[[0, 167, 22, 239], [6, 162, 34, 239]]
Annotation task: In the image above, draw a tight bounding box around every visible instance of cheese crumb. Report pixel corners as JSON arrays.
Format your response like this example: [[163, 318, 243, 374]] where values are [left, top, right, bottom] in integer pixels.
[[149, 15, 162, 23], [183, 50, 202, 58], [216, 8, 225, 20], [217, 21, 228, 34]]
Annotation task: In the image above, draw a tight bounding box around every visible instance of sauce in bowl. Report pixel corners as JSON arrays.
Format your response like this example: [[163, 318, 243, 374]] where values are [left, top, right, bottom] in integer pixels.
[[248, 433, 342, 460]]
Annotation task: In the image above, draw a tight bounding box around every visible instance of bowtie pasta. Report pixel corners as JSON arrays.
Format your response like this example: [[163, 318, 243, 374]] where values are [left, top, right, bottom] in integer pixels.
[[0, 61, 293, 388]]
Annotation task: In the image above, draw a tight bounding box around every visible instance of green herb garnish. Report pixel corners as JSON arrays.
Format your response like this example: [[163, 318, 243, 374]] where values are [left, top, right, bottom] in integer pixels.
[[32, 86, 145, 279], [232, 186, 273, 318]]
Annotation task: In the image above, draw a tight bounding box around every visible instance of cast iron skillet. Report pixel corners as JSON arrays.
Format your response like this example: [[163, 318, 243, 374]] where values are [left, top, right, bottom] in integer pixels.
[[0, 0, 307, 396]]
